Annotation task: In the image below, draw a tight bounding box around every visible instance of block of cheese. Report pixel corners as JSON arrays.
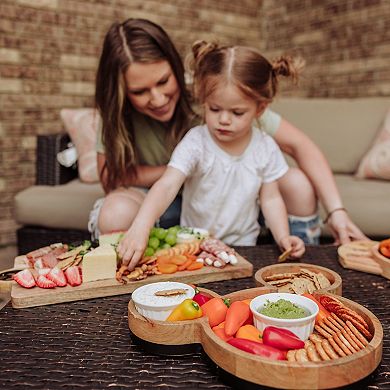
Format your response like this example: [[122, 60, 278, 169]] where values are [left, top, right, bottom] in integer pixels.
[[99, 231, 125, 246], [82, 244, 117, 283]]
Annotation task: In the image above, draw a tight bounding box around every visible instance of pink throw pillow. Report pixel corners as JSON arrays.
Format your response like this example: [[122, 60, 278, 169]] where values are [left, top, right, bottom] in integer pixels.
[[355, 109, 390, 180], [60, 108, 100, 183]]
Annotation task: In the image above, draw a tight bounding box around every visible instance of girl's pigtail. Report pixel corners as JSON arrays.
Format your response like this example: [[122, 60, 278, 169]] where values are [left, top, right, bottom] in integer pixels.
[[271, 55, 305, 85]]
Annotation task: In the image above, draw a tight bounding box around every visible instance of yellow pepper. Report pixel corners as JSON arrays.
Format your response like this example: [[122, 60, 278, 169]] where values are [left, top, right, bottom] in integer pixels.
[[166, 299, 203, 321]]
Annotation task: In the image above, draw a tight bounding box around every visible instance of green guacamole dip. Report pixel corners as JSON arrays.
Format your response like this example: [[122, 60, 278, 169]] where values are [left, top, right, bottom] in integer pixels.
[[259, 299, 307, 319]]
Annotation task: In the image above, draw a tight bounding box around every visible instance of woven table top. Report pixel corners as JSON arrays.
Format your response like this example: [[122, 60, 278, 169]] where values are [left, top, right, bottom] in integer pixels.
[[0, 245, 389, 389]]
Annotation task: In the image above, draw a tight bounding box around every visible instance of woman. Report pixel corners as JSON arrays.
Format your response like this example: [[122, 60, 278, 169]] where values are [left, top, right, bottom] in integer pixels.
[[91, 17, 367, 245]]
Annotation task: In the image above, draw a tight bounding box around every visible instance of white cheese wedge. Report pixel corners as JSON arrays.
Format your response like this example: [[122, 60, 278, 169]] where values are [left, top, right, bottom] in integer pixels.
[[82, 244, 117, 283], [99, 231, 125, 246]]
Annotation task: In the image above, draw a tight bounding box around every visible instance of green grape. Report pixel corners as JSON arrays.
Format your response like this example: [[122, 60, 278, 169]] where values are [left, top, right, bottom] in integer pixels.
[[167, 226, 180, 236], [149, 227, 159, 237], [161, 243, 171, 249], [165, 233, 177, 246], [144, 247, 155, 257], [148, 237, 160, 249], [154, 227, 168, 240]]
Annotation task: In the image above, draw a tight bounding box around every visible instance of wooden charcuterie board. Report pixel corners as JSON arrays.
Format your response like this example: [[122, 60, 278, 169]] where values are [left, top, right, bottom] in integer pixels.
[[128, 287, 383, 389], [11, 253, 253, 309], [338, 240, 390, 279]]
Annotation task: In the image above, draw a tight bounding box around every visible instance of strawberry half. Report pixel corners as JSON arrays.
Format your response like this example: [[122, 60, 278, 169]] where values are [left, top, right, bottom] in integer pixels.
[[65, 266, 82, 287], [13, 269, 36, 288], [36, 275, 57, 289], [46, 267, 67, 287]]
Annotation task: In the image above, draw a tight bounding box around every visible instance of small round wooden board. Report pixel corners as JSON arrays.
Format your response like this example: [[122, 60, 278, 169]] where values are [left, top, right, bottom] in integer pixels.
[[338, 240, 389, 279], [254, 263, 342, 295], [128, 287, 383, 389]]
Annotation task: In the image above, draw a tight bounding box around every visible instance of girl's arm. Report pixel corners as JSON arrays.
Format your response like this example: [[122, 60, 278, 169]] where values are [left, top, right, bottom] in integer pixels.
[[98, 153, 166, 191], [274, 119, 367, 244], [260, 181, 305, 258], [118, 166, 186, 270]]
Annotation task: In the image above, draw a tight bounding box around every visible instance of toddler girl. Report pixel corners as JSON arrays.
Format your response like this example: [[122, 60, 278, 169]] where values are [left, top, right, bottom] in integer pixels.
[[119, 41, 305, 270]]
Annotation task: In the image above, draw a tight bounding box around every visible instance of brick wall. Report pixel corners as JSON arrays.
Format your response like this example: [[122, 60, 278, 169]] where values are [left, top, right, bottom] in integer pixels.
[[0, 0, 389, 246]]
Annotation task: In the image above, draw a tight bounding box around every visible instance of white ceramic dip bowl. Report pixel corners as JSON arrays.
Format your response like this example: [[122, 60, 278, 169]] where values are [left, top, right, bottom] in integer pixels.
[[132, 281, 195, 321], [249, 292, 319, 341]]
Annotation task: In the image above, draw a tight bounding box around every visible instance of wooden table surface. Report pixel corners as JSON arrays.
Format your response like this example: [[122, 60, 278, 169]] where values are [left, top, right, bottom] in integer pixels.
[[0, 245, 389, 389]]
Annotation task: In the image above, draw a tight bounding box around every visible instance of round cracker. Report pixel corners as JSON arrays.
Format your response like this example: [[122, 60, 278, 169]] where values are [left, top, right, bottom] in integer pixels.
[[306, 345, 321, 362], [314, 341, 331, 360], [328, 336, 346, 357], [341, 327, 360, 351], [322, 339, 338, 359], [315, 324, 332, 339], [318, 320, 336, 335], [286, 349, 297, 362], [346, 321, 369, 346], [324, 317, 341, 333], [333, 333, 353, 355], [295, 349, 309, 363]]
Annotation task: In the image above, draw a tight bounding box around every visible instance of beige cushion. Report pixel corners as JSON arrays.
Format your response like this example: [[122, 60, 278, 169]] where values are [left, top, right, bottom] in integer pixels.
[[14, 179, 104, 230], [319, 174, 390, 237], [355, 108, 390, 180], [271, 98, 390, 173]]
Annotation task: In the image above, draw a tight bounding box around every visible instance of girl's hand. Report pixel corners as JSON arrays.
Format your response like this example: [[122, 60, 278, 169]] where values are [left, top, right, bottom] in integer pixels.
[[118, 224, 150, 271], [279, 236, 305, 259]]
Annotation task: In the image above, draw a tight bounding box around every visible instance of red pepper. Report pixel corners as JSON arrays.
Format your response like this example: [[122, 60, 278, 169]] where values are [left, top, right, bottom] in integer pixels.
[[262, 326, 304, 350], [228, 338, 286, 360], [192, 291, 211, 306]]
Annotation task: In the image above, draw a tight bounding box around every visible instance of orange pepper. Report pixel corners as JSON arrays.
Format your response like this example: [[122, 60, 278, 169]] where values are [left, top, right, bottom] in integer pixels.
[[212, 321, 225, 330], [201, 297, 230, 327], [302, 293, 330, 324], [236, 324, 263, 343], [379, 238, 390, 258], [224, 301, 251, 337], [213, 327, 232, 342]]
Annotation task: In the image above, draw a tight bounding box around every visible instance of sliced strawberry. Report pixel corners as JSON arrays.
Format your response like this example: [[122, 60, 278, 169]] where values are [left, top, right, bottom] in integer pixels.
[[36, 275, 57, 289], [13, 269, 36, 288], [37, 268, 51, 276], [46, 267, 67, 287], [65, 266, 82, 287], [34, 258, 45, 270]]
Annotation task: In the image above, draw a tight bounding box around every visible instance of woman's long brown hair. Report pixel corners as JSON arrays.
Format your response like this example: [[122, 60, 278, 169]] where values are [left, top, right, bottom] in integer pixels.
[[95, 18, 195, 192]]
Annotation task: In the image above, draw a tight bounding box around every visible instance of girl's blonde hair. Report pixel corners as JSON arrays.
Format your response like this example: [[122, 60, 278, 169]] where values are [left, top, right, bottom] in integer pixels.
[[187, 40, 304, 105]]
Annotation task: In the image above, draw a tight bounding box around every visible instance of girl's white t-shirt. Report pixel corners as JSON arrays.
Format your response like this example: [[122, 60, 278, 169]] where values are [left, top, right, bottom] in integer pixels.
[[168, 125, 288, 245]]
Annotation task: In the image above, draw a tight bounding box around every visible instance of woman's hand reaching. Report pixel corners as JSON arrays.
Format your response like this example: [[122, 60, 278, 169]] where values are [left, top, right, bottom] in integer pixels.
[[326, 208, 368, 245], [279, 235, 306, 259], [118, 223, 150, 271]]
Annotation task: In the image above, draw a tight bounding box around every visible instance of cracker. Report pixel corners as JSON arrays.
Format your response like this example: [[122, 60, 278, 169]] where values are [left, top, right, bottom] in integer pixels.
[[264, 272, 297, 281], [346, 321, 369, 346], [322, 339, 338, 359], [341, 327, 360, 352], [324, 317, 342, 333], [318, 320, 336, 335], [333, 333, 353, 355], [286, 350, 297, 362], [291, 278, 309, 294], [314, 341, 331, 360], [316, 273, 331, 289], [343, 324, 365, 349], [315, 324, 332, 339], [328, 336, 346, 357], [310, 333, 324, 343], [306, 344, 321, 362], [295, 349, 309, 362], [337, 332, 356, 353]]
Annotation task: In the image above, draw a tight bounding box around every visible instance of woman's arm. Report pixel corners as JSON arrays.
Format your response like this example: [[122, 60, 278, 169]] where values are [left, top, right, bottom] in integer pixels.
[[118, 166, 186, 270], [274, 119, 367, 244], [97, 153, 166, 191]]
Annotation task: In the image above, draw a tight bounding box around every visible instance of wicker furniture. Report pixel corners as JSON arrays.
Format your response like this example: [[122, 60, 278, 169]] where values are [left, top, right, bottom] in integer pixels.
[[1, 245, 388, 389]]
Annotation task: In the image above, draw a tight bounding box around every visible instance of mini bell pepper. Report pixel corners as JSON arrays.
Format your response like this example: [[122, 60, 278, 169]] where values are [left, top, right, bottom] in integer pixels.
[[228, 338, 286, 360], [262, 326, 304, 350], [166, 299, 202, 321], [224, 301, 251, 336], [236, 324, 263, 343], [192, 289, 212, 306], [201, 297, 230, 327]]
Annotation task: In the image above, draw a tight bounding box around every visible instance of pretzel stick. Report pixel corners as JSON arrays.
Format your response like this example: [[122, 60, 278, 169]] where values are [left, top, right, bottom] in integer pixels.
[[278, 248, 293, 262]]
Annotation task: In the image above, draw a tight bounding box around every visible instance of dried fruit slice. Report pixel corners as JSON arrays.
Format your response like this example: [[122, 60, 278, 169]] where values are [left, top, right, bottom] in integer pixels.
[[46, 267, 67, 287], [36, 275, 57, 289], [13, 269, 36, 288], [65, 266, 82, 286]]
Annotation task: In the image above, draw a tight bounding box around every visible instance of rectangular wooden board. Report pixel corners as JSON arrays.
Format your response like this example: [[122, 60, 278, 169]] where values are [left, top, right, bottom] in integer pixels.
[[11, 253, 253, 309]]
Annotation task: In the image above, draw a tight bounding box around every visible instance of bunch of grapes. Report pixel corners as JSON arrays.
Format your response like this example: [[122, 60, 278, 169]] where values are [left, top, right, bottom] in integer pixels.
[[143, 225, 181, 257]]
